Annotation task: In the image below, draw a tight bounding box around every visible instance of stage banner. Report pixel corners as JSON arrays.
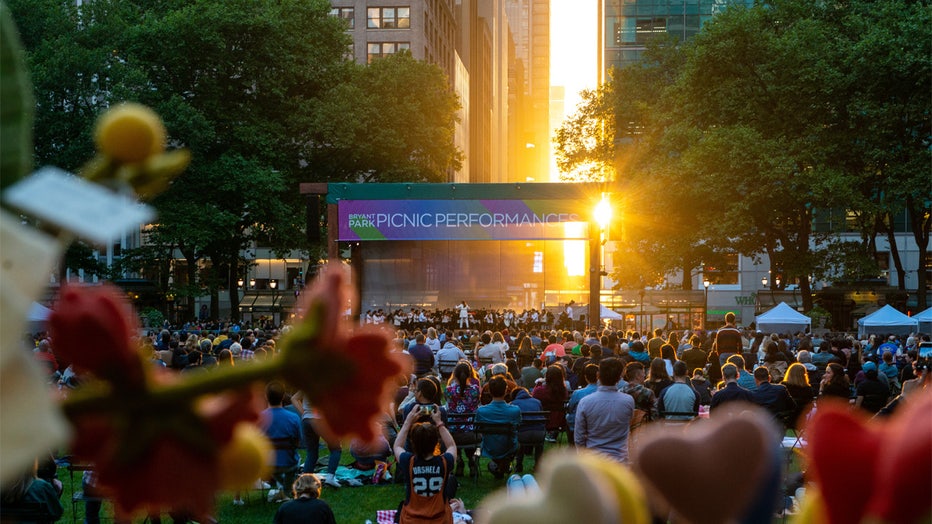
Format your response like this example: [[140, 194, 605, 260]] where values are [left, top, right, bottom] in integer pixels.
[[337, 200, 587, 241]]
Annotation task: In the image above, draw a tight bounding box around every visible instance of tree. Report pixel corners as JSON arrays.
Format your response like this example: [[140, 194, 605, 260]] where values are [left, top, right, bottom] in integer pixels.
[[554, 0, 931, 308], [14, 0, 464, 321], [304, 52, 462, 182]]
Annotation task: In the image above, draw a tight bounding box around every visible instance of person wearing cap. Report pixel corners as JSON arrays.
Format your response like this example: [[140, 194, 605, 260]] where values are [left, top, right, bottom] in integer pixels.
[[855, 361, 891, 414]]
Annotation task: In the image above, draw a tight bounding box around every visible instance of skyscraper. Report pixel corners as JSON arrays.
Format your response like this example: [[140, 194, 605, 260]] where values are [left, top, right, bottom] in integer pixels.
[[600, 0, 752, 78]]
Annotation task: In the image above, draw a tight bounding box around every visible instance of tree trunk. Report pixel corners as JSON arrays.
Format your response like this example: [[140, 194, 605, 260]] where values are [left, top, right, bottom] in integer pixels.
[[227, 263, 239, 322], [884, 215, 906, 290], [907, 195, 931, 310], [184, 250, 198, 322]]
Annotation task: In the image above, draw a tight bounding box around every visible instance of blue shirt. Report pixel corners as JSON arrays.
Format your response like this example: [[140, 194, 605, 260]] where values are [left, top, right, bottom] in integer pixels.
[[566, 383, 599, 431], [475, 399, 521, 459], [262, 407, 303, 468], [574, 385, 635, 462]]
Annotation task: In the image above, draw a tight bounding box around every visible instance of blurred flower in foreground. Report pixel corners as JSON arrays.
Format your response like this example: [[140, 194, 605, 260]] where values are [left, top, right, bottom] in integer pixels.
[[82, 103, 189, 200], [51, 284, 261, 518], [278, 265, 411, 442], [49, 283, 146, 390]]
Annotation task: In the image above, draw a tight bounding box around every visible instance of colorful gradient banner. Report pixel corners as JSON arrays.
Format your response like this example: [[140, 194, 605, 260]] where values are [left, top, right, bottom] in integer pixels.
[[337, 200, 587, 240]]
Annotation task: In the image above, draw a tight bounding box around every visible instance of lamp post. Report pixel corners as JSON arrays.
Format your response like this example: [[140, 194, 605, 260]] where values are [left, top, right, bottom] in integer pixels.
[[589, 196, 612, 330], [703, 278, 711, 329], [269, 279, 279, 325], [761, 276, 768, 288]]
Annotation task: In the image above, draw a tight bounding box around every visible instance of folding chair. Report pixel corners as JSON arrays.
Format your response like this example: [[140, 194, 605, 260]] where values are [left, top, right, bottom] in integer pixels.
[[515, 411, 549, 472], [446, 412, 479, 478], [474, 421, 517, 484]]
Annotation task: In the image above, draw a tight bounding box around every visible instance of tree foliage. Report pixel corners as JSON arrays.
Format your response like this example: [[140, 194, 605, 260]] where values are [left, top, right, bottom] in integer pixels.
[[12, 0, 463, 319], [554, 0, 931, 308]]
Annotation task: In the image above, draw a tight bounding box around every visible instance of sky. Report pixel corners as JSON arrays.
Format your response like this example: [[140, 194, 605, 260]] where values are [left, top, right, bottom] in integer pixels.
[[549, 0, 598, 180], [550, 0, 598, 119]]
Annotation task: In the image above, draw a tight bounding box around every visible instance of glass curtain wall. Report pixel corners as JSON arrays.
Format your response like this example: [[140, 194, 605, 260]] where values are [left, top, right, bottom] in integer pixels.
[[355, 240, 589, 313]]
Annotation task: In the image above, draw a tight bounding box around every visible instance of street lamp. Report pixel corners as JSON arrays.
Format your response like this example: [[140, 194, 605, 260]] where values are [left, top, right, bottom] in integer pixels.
[[775, 276, 782, 289], [703, 279, 711, 329], [237, 278, 244, 288], [761, 276, 768, 288], [589, 196, 612, 330]]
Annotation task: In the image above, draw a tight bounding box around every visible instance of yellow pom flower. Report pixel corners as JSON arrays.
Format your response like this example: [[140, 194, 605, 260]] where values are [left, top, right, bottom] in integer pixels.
[[217, 423, 273, 491], [94, 103, 167, 163]]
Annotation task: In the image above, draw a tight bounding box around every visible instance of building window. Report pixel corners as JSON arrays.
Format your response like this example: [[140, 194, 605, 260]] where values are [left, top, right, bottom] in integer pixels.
[[704, 253, 739, 285], [367, 42, 410, 62], [330, 7, 354, 29], [367, 7, 410, 29]]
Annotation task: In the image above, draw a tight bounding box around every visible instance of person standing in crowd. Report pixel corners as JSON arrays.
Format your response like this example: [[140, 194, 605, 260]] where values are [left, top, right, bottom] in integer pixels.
[[291, 390, 345, 491], [714, 312, 744, 365], [456, 301, 470, 329], [574, 358, 636, 462]]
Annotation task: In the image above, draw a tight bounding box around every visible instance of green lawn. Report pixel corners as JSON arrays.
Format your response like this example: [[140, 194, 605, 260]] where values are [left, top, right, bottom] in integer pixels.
[[59, 449, 519, 524], [58, 438, 803, 523]]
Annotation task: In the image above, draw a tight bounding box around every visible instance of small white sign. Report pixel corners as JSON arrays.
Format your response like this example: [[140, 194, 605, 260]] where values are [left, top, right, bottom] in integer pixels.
[[2, 167, 154, 245]]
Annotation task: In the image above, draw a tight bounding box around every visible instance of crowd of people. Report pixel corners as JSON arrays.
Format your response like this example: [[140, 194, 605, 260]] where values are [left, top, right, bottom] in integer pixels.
[[12, 309, 931, 523]]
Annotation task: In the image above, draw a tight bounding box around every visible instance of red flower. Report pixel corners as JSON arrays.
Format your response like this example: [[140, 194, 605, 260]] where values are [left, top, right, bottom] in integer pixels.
[[280, 265, 410, 442], [69, 387, 260, 519], [313, 329, 410, 441], [49, 284, 145, 390]]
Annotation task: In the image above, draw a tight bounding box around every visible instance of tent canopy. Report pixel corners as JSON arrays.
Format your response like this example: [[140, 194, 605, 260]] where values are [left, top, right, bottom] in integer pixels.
[[27, 302, 51, 322], [911, 306, 932, 335], [857, 304, 919, 337], [600, 305, 623, 320], [755, 302, 811, 335]]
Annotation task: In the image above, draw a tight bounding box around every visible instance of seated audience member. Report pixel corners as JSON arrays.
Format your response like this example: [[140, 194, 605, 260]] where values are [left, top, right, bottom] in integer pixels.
[[262, 381, 304, 500], [393, 406, 457, 522], [479, 363, 519, 405], [782, 363, 816, 407], [690, 369, 713, 405], [436, 336, 467, 380], [710, 363, 754, 415], [855, 362, 891, 414], [476, 376, 522, 479], [726, 354, 757, 391], [751, 367, 797, 418], [658, 361, 700, 419], [444, 362, 481, 478], [510, 387, 545, 473], [518, 359, 544, 390], [567, 364, 601, 443], [681, 336, 708, 376], [819, 362, 852, 401], [0, 459, 63, 524], [273, 474, 336, 524], [621, 361, 659, 422], [531, 365, 568, 442]]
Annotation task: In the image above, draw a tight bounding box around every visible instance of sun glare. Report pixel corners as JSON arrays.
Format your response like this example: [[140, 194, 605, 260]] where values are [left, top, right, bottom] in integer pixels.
[[550, 0, 598, 181]]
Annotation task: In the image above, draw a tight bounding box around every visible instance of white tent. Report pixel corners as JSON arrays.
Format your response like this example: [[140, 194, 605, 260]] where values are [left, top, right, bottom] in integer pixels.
[[600, 305, 623, 320], [857, 304, 919, 338], [912, 306, 932, 335], [755, 302, 811, 335], [27, 302, 52, 333]]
